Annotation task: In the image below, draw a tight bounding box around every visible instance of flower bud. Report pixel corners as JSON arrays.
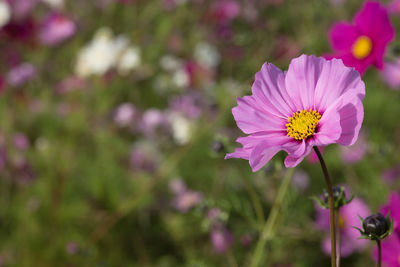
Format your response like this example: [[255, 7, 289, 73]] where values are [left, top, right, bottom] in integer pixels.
[[354, 212, 393, 241], [323, 186, 344, 203], [362, 213, 389, 237]]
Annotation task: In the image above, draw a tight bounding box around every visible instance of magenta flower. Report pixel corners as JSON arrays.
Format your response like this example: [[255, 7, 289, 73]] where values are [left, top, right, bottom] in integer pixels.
[[327, 1, 394, 74], [375, 234, 400, 267], [315, 197, 370, 257], [38, 13, 76, 46], [372, 193, 400, 266], [225, 54, 365, 171], [381, 193, 400, 233], [381, 58, 400, 90]]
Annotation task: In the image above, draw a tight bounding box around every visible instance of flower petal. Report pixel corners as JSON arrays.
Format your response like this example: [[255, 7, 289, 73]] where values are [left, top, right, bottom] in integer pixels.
[[285, 54, 325, 110], [314, 57, 365, 112], [316, 89, 364, 146], [355, 1, 395, 41], [329, 22, 359, 51]]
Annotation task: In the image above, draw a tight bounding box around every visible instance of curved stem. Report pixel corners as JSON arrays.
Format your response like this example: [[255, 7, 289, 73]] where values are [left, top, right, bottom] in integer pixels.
[[249, 168, 294, 267], [377, 240, 382, 267], [313, 146, 336, 267], [335, 209, 341, 267]]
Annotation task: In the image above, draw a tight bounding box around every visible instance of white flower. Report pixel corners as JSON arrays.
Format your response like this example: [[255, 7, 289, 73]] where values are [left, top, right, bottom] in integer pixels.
[[75, 28, 140, 77], [117, 46, 141, 75], [170, 113, 192, 145], [160, 55, 182, 71], [194, 42, 220, 68], [41, 0, 64, 9], [172, 68, 190, 88], [0, 1, 11, 29]]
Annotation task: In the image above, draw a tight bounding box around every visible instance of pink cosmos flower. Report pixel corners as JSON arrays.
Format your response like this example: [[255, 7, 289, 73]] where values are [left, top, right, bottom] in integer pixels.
[[381, 58, 400, 90], [315, 197, 370, 257], [327, 1, 394, 74], [38, 13, 76, 46], [225, 54, 365, 171]]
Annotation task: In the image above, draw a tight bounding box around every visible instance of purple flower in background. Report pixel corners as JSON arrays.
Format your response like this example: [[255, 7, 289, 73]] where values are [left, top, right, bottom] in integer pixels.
[[169, 93, 203, 119], [381, 59, 400, 90], [138, 109, 170, 136], [13, 133, 29, 151], [129, 143, 160, 173], [113, 103, 136, 127], [327, 1, 394, 74], [211, 227, 233, 254], [340, 131, 368, 164], [225, 55, 365, 171], [66, 242, 79, 255], [169, 178, 203, 213], [382, 167, 400, 184], [6, 62, 36, 87], [39, 13, 76, 46], [6, 0, 38, 20], [315, 197, 370, 257]]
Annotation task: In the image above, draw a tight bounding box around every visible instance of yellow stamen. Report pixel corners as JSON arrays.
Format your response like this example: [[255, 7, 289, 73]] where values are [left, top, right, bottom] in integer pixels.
[[352, 36, 372, 59], [286, 109, 321, 141]]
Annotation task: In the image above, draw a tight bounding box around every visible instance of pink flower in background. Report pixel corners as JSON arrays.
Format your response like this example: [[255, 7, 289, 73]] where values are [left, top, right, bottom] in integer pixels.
[[381, 59, 400, 90], [6, 62, 36, 87], [209, 0, 240, 24], [381, 193, 400, 233], [375, 234, 400, 267], [327, 1, 394, 74], [315, 197, 370, 257], [340, 131, 368, 164], [225, 55, 365, 171], [169, 93, 203, 119], [39, 13, 76, 46], [211, 227, 233, 253], [372, 193, 400, 266], [113, 103, 136, 127], [169, 178, 203, 213], [388, 0, 400, 14], [6, 0, 38, 21], [55, 76, 87, 94]]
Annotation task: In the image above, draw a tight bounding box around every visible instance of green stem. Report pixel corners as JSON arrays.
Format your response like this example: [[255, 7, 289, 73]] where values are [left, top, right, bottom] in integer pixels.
[[377, 240, 381, 267], [249, 168, 294, 267], [313, 146, 336, 267], [336, 209, 341, 267]]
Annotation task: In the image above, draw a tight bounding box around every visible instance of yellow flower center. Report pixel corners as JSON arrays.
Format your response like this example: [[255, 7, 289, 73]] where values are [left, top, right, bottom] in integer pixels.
[[352, 36, 372, 59], [286, 109, 321, 140]]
